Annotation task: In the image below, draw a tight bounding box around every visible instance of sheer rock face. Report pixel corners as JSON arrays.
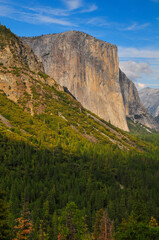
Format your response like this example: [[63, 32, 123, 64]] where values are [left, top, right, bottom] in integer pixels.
[[22, 31, 129, 131], [119, 69, 159, 130], [155, 115, 159, 124], [139, 88, 159, 118]]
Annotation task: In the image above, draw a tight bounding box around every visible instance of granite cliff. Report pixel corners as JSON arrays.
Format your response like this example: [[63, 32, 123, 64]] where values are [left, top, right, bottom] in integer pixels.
[[119, 70, 159, 130], [139, 88, 159, 118], [1, 25, 159, 133], [1, 25, 144, 150], [22, 31, 129, 131], [20, 30, 159, 132]]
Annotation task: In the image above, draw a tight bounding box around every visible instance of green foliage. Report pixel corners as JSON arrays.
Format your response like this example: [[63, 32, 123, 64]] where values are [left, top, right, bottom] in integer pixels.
[[0, 24, 19, 49], [116, 195, 159, 239], [94, 209, 114, 240], [1, 127, 159, 238], [1, 82, 159, 238], [58, 202, 88, 240], [12, 67, 20, 77], [38, 71, 49, 80], [116, 216, 159, 240], [0, 189, 12, 240], [1, 22, 159, 240]]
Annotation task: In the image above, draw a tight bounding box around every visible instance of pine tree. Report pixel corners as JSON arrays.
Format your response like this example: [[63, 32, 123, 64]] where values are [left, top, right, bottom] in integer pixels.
[[94, 209, 114, 240], [52, 211, 58, 240], [0, 189, 12, 240], [58, 202, 87, 240]]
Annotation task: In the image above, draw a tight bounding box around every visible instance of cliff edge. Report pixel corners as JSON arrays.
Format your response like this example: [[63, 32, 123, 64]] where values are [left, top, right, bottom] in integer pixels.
[[22, 31, 129, 131], [119, 69, 159, 131]]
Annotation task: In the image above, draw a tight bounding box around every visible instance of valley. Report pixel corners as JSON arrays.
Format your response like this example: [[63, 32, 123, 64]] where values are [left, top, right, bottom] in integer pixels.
[[1, 24, 159, 240]]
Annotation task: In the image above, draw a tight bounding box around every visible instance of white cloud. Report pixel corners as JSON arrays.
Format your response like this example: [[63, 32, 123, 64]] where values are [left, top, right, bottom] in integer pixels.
[[86, 19, 150, 32], [135, 83, 147, 89], [0, 0, 98, 26], [35, 14, 75, 26], [118, 47, 159, 58], [125, 23, 138, 31], [0, 5, 13, 16], [119, 61, 152, 81], [0, 4, 75, 26], [80, 4, 98, 13], [87, 17, 110, 26], [27, 2, 97, 17], [122, 22, 150, 31], [62, 0, 97, 13], [63, 0, 82, 10], [27, 7, 70, 17], [136, 82, 159, 89]]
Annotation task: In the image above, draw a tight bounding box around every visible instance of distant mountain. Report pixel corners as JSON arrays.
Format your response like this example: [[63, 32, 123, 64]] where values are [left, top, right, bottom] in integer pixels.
[[139, 88, 159, 121], [155, 115, 159, 123], [22, 31, 159, 132], [0, 24, 142, 150], [0, 24, 158, 134], [119, 71, 159, 130], [2, 25, 159, 240]]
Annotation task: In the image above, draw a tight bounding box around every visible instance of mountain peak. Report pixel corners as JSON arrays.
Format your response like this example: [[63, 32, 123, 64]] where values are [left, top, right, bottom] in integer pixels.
[[22, 29, 127, 130], [139, 87, 159, 119]]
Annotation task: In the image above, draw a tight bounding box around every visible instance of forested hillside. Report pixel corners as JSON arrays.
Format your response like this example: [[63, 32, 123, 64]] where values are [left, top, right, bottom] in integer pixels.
[[1, 24, 159, 239], [1, 92, 159, 239]]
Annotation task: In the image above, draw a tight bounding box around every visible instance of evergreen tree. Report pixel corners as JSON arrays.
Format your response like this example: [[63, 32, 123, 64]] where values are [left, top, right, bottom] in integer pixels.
[[94, 209, 114, 240], [58, 202, 87, 240], [0, 189, 12, 240]]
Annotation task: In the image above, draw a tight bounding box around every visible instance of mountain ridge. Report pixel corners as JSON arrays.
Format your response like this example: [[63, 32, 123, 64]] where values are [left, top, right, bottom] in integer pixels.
[[2, 24, 159, 240], [119, 70, 159, 130], [0, 24, 145, 151], [22, 31, 129, 131], [21, 30, 159, 132], [139, 87, 159, 121]]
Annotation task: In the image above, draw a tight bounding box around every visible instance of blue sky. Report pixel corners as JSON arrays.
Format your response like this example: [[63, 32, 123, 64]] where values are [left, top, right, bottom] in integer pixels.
[[0, 0, 159, 89]]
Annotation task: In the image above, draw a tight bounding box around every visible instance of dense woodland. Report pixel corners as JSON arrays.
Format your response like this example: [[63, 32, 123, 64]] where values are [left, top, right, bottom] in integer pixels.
[[1, 115, 159, 239], [1, 24, 159, 239]]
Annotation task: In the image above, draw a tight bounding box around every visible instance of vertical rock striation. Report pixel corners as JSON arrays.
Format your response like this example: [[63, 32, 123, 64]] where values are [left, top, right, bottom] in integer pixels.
[[139, 87, 159, 118], [119, 69, 159, 130], [22, 31, 129, 131]]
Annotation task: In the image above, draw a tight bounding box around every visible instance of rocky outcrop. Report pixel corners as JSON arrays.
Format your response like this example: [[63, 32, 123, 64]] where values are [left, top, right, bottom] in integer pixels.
[[155, 115, 159, 124], [0, 25, 63, 114], [22, 31, 129, 131], [0, 26, 43, 72], [139, 88, 159, 118], [119, 69, 159, 130], [1, 26, 158, 132]]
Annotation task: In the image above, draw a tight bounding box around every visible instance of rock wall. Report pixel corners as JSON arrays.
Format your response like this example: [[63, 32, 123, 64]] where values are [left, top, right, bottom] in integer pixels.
[[119, 69, 159, 130], [22, 31, 129, 131], [139, 87, 159, 118], [0, 38, 43, 73], [0, 25, 61, 115]]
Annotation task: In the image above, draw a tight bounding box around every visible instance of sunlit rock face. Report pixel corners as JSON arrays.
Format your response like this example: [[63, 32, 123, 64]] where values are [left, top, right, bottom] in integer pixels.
[[22, 31, 129, 131]]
